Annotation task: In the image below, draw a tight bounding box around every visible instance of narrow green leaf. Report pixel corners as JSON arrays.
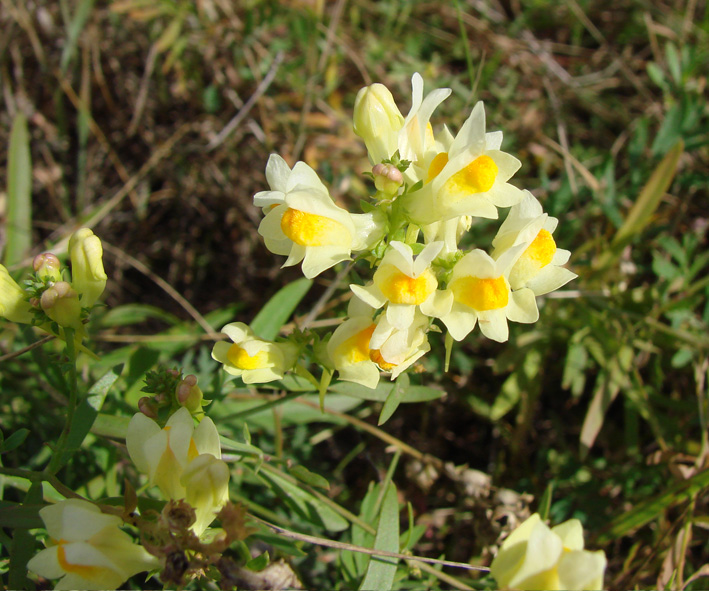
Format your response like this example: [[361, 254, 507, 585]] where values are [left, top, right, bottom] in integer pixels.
[[5, 112, 32, 266], [245, 551, 269, 572], [359, 482, 399, 591], [378, 373, 408, 425], [288, 464, 330, 490], [59, 366, 122, 467], [331, 380, 444, 404], [594, 141, 683, 273], [0, 503, 43, 529], [538, 481, 554, 521], [0, 428, 30, 454], [597, 468, 709, 544], [250, 277, 312, 340], [8, 481, 42, 589], [91, 413, 131, 439], [99, 304, 181, 327], [60, 0, 96, 74]]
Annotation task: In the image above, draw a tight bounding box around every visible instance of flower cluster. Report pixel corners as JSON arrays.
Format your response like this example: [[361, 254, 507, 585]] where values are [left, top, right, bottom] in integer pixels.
[[212, 74, 576, 390], [0, 227, 107, 340], [126, 407, 230, 535], [27, 499, 158, 590], [490, 513, 607, 590]]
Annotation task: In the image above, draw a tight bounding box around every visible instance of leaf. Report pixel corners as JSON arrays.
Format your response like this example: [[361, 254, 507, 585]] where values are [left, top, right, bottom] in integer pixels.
[[331, 380, 444, 403], [359, 482, 399, 591], [59, 366, 122, 467], [60, 0, 96, 74], [245, 551, 269, 572], [0, 503, 43, 528], [288, 464, 330, 490], [0, 428, 29, 454], [593, 141, 684, 273], [378, 373, 408, 425], [250, 277, 312, 340], [4, 112, 32, 266], [99, 304, 181, 327], [91, 413, 131, 439], [259, 468, 348, 532], [538, 481, 554, 521], [597, 468, 709, 544], [580, 345, 633, 457], [8, 482, 42, 589]]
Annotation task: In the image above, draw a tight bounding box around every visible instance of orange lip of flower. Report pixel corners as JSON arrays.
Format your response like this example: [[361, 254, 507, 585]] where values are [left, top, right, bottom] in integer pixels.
[[57, 542, 106, 579], [451, 275, 509, 311], [280, 208, 350, 247], [370, 349, 396, 370], [379, 269, 436, 305], [445, 154, 498, 196]]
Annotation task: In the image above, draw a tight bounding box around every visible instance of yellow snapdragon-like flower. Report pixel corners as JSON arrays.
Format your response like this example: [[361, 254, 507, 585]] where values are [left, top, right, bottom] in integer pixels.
[[27, 499, 158, 591], [211, 322, 298, 384], [327, 304, 430, 389], [126, 407, 228, 534], [350, 241, 442, 332], [492, 191, 577, 294], [432, 247, 538, 342], [490, 513, 606, 590], [256, 156, 383, 278], [0, 265, 33, 324], [405, 101, 524, 224]]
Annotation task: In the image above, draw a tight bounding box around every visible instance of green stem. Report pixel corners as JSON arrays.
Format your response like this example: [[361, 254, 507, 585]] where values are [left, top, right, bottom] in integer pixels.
[[294, 363, 321, 391], [46, 327, 79, 475]]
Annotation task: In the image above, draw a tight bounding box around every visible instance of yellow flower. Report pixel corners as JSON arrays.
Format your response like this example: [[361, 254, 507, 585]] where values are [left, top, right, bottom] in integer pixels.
[[68, 228, 107, 308], [256, 159, 383, 278], [180, 454, 231, 535], [404, 101, 524, 224], [211, 322, 298, 384], [490, 513, 606, 590], [350, 241, 443, 332], [126, 408, 229, 535], [433, 247, 538, 342], [492, 191, 577, 294], [0, 265, 33, 324], [27, 498, 158, 590]]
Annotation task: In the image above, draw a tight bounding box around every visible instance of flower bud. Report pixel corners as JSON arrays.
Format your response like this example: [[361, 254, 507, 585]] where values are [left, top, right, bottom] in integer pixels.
[[353, 83, 404, 164], [176, 374, 203, 413], [372, 163, 404, 196], [0, 265, 33, 324], [138, 396, 159, 419], [40, 281, 82, 328], [69, 228, 107, 308], [33, 252, 62, 282]]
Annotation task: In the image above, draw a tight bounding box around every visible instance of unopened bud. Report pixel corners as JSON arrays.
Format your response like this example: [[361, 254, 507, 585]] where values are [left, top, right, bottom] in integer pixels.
[[68, 228, 107, 308], [353, 83, 404, 165], [40, 281, 82, 328], [176, 374, 203, 413], [372, 163, 403, 196], [33, 253, 62, 282], [138, 396, 158, 419]]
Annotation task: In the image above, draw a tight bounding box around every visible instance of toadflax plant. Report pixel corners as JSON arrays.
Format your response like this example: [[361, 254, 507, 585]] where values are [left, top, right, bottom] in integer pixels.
[[229, 73, 577, 394], [4, 74, 606, 591]]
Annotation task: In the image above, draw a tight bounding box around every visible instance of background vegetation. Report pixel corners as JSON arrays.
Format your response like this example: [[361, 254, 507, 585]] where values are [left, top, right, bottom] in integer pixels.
[[1, 0, 708, 589]]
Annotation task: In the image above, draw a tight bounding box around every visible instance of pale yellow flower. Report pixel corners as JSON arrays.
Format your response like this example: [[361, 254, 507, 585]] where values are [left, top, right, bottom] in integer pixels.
[[433, 247, 538, 342], [0, 265, 33, 324], [492, 191, 577, 294], [211, 322, 298, 384], [27, 499, 158, 590], [404, 101, 524, 224], [490, 513, 606, 590], [256, 163, 383, 278], [350, 241, 442, 331], [126, 408, 229, 535]]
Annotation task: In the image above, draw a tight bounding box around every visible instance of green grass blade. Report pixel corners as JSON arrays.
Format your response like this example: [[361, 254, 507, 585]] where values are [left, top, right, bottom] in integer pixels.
[[5, 112, 32, 267], [250, 277, 312, 340], [359, 482, 399, 591], [593, 140, 684, 273], [60, 0, 95, 74]]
